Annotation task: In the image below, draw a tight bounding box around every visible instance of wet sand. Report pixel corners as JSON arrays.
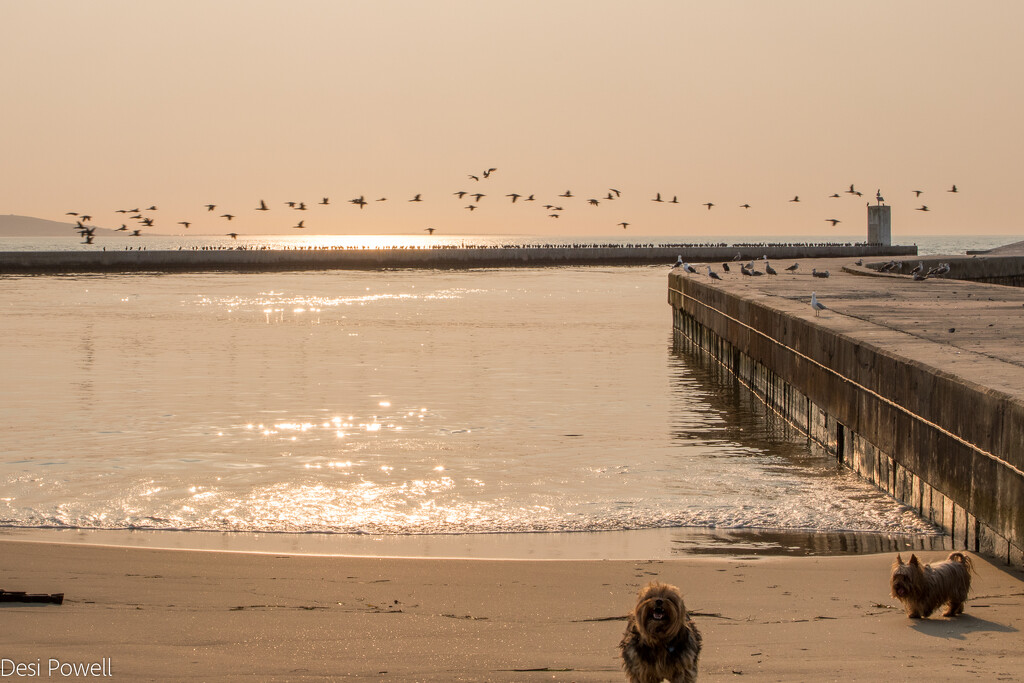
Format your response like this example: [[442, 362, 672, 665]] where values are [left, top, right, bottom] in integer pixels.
[[2, 539, 1022, 681]]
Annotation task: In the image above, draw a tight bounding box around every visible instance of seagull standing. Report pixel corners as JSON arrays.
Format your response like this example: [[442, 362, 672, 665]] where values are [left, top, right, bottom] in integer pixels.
[[811, 292, 827, 317], [707, 265, 722, 280], [673, 255, 683, 268]]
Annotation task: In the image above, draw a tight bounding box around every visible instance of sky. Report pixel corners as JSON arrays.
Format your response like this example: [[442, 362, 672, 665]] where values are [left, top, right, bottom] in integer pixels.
[[2, 1, 1022, 238]]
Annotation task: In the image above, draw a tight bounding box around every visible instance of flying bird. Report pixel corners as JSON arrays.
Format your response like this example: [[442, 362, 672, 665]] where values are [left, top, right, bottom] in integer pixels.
[[559, 190, 573, 197], [293, 220, 306, 229], [409, 194, 423, 202], [227, 232, 238, 239], [320, 197, 330, 205], [916, 205, 930, 212], [789, 196, 800, 203], [424, 227, 436, 234], [256, 200, 269, 211], [178, 221, 191, 229], [221, 214, 234, 220], [913, 190, 924, 197], [948, 185, 958, 193], [826, 219, 841, 226], [350, 196, 367, 209], [703, 202, 714, 210], [507, 193, 521, 203], [618, 222, 629, 229], [652, 193, 664, 202], [206, 204, 216, 211], [739, 203, 751, 209]]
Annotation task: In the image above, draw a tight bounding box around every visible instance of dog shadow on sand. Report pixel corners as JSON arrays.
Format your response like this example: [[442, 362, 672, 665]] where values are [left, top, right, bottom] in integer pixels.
[[908, 614, 1018, 641]]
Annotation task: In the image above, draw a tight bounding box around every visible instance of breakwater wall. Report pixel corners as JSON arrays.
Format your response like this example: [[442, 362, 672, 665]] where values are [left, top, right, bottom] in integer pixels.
[[858, 255, 1024, 287], [668, 272, 1024, 565], [0, 244, 916, 274]]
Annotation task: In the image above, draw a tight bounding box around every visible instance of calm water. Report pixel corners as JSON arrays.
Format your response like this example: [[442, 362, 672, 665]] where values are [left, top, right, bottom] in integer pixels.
[[0, 234, 1010, 554]]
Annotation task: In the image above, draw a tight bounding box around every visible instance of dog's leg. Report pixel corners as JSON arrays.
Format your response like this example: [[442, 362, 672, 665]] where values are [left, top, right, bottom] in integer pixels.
[[943, 601, 964, 617]]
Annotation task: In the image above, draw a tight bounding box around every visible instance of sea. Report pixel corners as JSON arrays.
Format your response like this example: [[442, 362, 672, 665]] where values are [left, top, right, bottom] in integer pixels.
[[0, 234, 1016, 558]]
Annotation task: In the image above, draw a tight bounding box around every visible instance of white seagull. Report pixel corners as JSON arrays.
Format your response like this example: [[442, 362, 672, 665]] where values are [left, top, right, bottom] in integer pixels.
[[811, 292, 827, 317]]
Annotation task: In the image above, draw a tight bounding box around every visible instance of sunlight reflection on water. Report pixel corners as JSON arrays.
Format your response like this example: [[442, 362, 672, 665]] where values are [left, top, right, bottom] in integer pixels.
[[0, 266, 941, 539]]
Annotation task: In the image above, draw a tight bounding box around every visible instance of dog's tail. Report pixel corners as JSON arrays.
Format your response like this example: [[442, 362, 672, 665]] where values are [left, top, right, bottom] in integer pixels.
[[948, 551, 974, 574]]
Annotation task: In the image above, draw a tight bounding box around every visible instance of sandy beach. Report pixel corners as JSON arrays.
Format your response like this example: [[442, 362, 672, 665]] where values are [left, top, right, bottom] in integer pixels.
[[2, 539, 1022, 681]]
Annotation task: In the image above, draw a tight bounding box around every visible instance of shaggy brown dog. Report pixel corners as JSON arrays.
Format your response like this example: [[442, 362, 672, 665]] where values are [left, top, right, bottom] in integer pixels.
[[890, 552, 973, 618], [619, 581, 702, 683]]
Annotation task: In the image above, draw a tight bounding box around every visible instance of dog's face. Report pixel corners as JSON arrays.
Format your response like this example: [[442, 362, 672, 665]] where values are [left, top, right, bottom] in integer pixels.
[[890, 553, 923, 599], [632, 582, 687, 645]]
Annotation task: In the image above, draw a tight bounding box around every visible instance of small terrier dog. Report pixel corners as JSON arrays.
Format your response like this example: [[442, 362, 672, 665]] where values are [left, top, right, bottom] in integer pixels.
[[619, 581, 702, 683], [890, 552, 973, 618]]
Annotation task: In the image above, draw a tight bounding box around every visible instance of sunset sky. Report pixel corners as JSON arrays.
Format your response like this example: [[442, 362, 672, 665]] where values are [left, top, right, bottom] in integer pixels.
[[3, 1, 1022, 238]]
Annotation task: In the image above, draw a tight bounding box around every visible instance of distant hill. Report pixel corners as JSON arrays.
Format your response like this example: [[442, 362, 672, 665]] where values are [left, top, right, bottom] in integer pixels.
[[0, 214, 120, 237]]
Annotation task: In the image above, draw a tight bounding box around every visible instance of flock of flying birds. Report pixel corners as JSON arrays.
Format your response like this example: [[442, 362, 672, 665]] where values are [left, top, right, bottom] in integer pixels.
[[64, 167, 960, 244]]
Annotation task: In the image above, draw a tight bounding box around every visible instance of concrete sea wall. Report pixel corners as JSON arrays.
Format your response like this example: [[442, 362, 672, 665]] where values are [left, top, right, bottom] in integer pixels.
[[0, 244, 916, 273], [857, 255, 1024, 287], [668, 272, 1024, 565]]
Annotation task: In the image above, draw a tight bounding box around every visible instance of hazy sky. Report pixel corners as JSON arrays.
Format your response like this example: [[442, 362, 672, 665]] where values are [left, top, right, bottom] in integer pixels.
[[3, 1, 1022, 238]]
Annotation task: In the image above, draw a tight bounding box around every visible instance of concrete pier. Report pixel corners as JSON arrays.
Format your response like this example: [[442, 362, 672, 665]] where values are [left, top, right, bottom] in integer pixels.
[[0, 244, 916, 274], [668, 255, 1024, 565]]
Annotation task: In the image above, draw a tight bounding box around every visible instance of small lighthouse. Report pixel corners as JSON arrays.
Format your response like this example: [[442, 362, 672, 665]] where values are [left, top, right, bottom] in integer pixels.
[[867, 190, 891, 245]]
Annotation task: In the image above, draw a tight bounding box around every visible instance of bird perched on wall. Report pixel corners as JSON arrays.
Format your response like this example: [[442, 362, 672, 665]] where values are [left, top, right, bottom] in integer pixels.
[[785, 263, 799, 272], [812, 268, 830, 278], [811, 292, 827, 317], [683, 262, 697, 274], [721, 262, 730, 272], [707, 266, 722, 280], [910, 262, 925, 277], [673, 256, 683, 269], [765, 261, 777, 275]]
